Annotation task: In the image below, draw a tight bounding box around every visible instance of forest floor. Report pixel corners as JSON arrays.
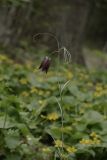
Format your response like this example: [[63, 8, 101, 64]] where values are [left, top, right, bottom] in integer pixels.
[[0, 53, 107, 160]]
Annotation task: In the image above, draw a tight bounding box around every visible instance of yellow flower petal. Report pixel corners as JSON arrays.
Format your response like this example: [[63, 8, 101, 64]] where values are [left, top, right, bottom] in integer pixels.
[[66, 146, 77, 153], [47, 112, 59, 121]]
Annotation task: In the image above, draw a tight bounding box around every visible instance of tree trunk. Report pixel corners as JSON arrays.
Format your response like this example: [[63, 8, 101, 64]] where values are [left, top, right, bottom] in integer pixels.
[[54, 0, 90, 65]]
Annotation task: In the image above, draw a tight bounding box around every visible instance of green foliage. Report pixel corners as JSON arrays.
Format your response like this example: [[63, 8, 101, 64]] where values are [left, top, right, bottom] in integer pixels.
[[0, 54, 107, 159]]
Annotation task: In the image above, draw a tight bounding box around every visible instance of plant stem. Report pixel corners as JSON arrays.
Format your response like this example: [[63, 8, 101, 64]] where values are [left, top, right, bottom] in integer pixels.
[[56, 88, 64, 153], [60, 86, 64, 152], [3, 106, 8, 129], [48, 132, 62, 160]]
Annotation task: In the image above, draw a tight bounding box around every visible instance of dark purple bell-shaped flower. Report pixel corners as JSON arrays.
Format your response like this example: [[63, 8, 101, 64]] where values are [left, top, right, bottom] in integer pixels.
[[39, 56, 51, 73]]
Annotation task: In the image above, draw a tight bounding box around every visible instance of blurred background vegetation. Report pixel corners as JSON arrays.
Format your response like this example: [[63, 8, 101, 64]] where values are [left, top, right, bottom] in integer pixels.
[[0, 0, 107, 68]]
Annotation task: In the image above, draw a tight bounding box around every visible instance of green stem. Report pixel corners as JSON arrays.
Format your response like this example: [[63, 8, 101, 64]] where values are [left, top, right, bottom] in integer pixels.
[[48, 132, 62, 160], [57, 80, 70, 159], [3, 106, 8, 129], [56, 89, 64, 153], [60, 86, 64, 152]]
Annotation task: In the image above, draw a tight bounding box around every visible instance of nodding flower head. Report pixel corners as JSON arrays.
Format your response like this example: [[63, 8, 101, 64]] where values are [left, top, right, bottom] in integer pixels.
[[34, 33, 71, 74], [39, 56, 51, 73]]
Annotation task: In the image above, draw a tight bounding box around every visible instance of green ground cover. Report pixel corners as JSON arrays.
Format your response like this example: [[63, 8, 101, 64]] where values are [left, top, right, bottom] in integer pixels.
[[0, 54, 107, 160]]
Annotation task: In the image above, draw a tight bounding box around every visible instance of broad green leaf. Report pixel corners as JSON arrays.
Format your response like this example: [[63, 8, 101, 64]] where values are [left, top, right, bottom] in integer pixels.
[[5, 132, 20, 149], [83, 110, 103, 124], [6, 154, 21, 160], [0, 116, 15, 129]]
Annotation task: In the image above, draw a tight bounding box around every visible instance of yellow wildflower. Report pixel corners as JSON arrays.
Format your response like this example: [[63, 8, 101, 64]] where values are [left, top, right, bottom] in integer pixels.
[[96, 86, 103, 92], [94, 84, 104, 97], [93, 137, 101, 144], [80, 136, 101, 145], [90, 132, 99, 138], [21, 91, 29, 97], [54, 140, 63, 147], [79, 109, 85, 114], [42, 147, 51, 153], [19, 78, 28, 85], [66, 71, 73, 79], [79, 73, 88, 80], [38, 100, 43, 105], [66, 146, 77, 154], [30, 87, 38, 93], [47, 112, 59, 121], [80, 139, 93, 145], [38, 100, 46, 107]]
